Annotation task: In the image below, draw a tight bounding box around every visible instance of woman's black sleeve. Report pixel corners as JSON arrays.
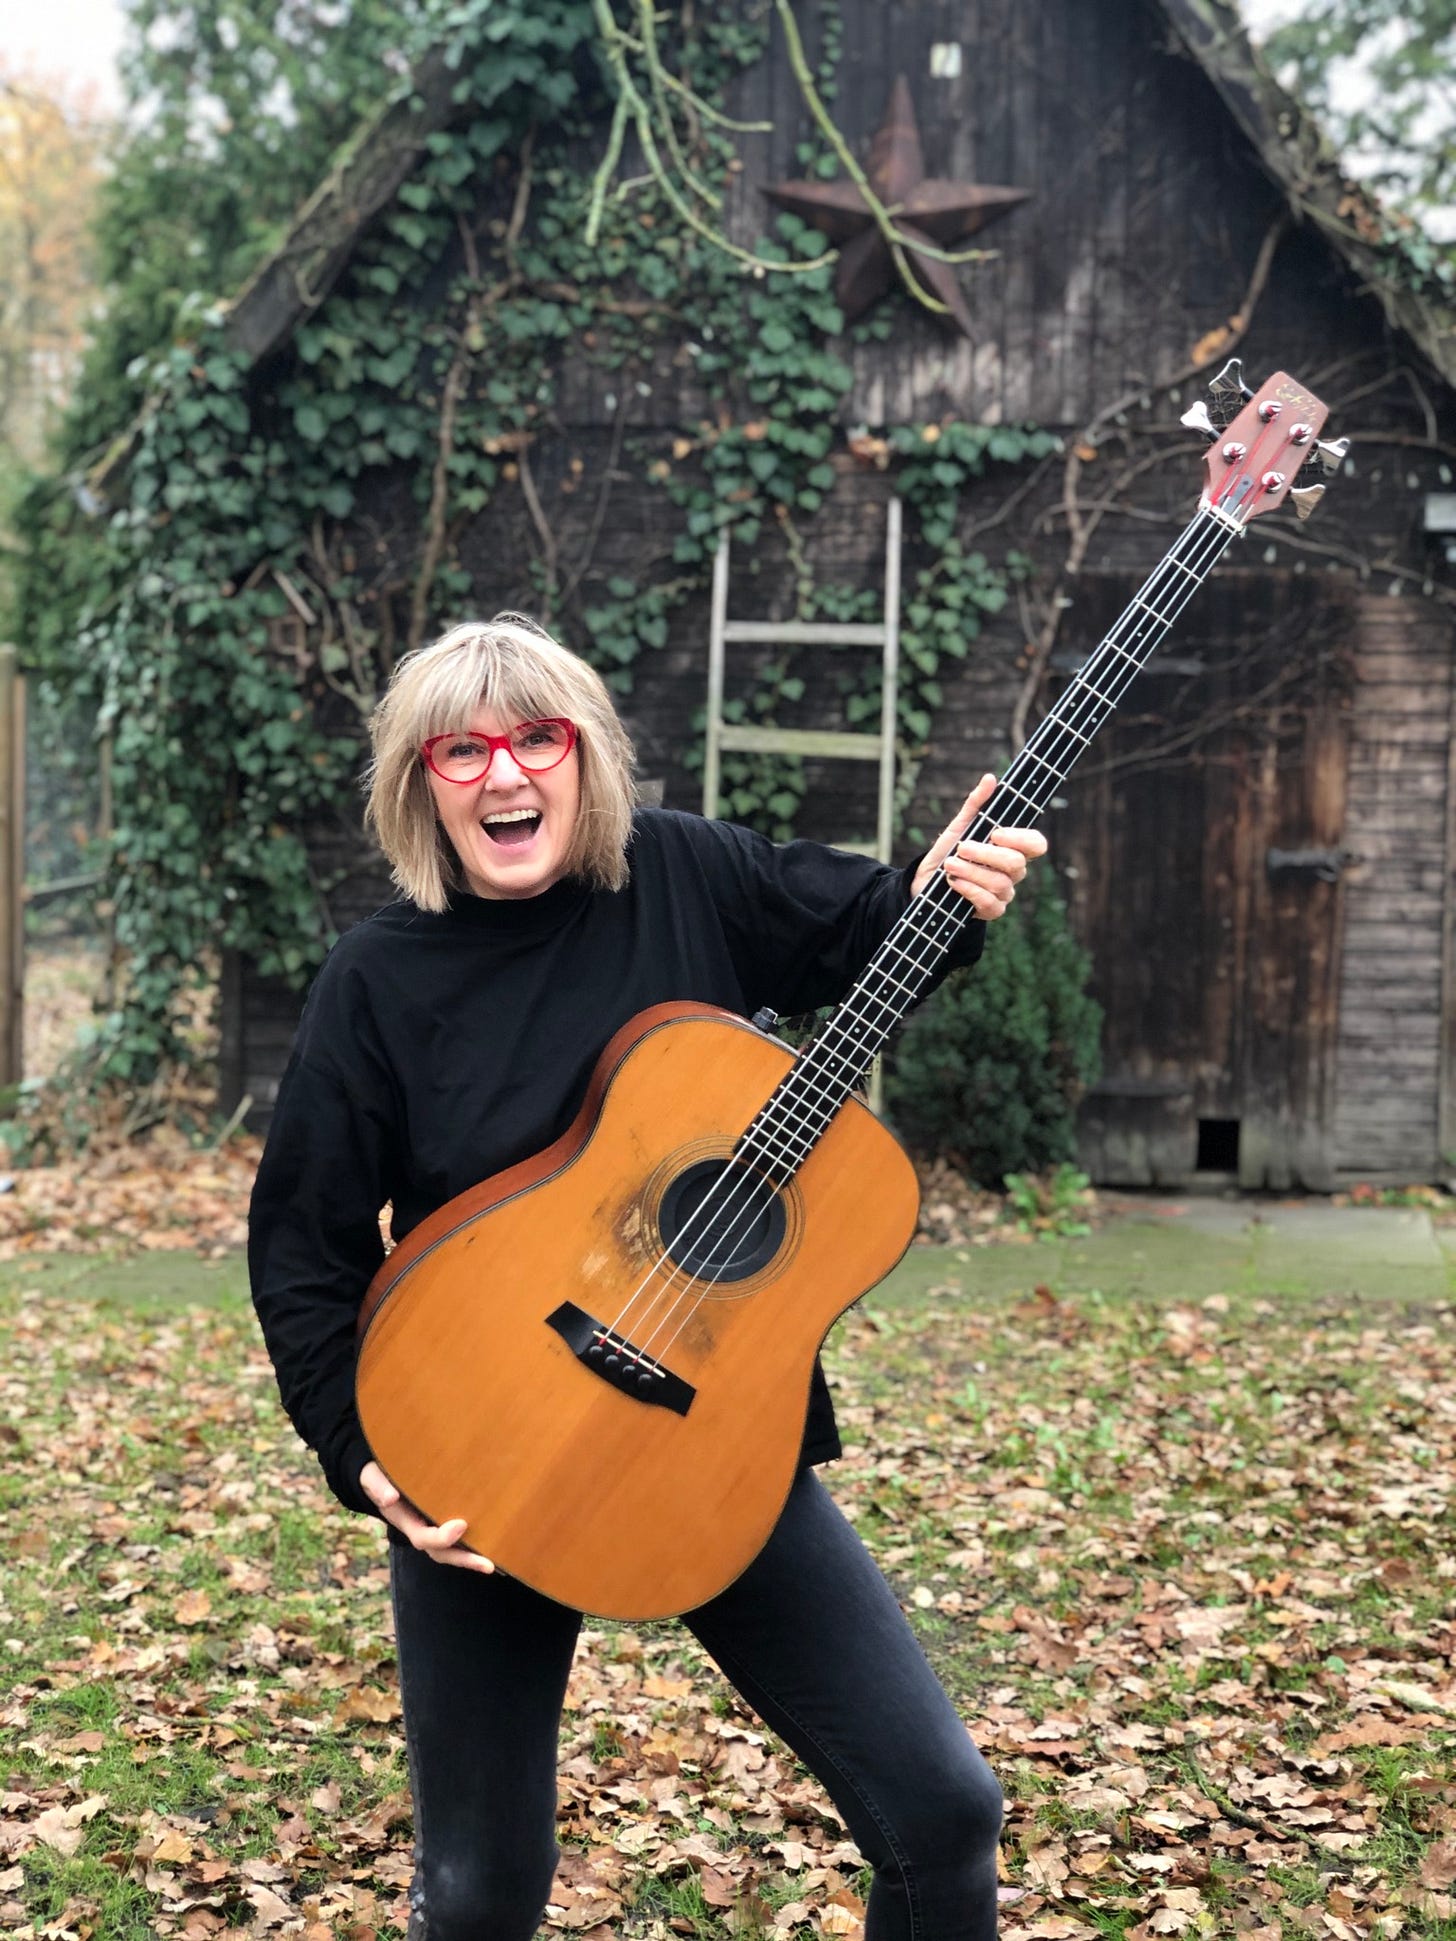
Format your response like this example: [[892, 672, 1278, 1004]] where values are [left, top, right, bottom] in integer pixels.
[[247, 962, 399, 1517], [681, 814, 986, 1018]]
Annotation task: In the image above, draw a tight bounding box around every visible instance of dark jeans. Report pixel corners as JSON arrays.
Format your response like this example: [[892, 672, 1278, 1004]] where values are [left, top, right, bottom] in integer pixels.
[[389, 1467, 1004, 1941]]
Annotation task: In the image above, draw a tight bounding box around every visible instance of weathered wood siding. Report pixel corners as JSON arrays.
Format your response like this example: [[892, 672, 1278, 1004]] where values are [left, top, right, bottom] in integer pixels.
[[720, 0, 1276, 431], [1331, 594, 1454, 1181]]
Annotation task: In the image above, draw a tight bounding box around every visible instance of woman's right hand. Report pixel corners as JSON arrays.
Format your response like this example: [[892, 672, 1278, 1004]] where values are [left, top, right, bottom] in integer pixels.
[[359, 1460, 498, 1574]]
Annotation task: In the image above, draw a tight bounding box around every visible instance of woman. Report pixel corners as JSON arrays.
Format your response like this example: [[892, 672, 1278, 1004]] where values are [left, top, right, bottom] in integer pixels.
[[249, 614, 1048, 1941]]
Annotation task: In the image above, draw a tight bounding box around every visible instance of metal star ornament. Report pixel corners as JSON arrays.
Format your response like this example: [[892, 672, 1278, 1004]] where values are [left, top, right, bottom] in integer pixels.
[[760, 76, 1030, 337]]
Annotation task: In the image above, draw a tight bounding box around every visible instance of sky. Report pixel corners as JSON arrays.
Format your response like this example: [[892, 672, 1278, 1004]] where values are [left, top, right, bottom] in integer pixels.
[[2, 0, 128, 109]]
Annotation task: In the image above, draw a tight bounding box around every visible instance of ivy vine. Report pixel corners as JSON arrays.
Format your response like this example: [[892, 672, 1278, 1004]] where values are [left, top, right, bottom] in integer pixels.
[[15, 0, 1058, 1103]]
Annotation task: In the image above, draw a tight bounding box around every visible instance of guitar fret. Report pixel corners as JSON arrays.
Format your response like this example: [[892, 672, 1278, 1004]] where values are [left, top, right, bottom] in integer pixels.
[[880, 937, 940, 983], [768, 1074, 836, 1129], [913, 905, 965, 952], [1017, 746, 1065, 786], [784, 1092, 832, 1139], [1130, 596, 1172, 625], [868, 963, 927, 1007], [1070, 672, 1115, 707], [821, 1019, 879, 1055], [885, 930, 941, 983], [1099, 636, 1142, 669], [791, 1052, 871, 1114], [743, 1158, 791, 1193], [1037, 715, 1090, 748], [744, 1123, 799, 1170], [763, 1089, 826, 1140], [890, 940, 942, 983], [839, 968, 913, 1023], [771, 1117, 824, 1169], [818, 994, 891, 1048], [788, 1052, 859, 1114], [796, 1024, 888, 1099], [878, 931, 929, 968], [783, 1070, 840, 1123], [995, 779, 1040, 819], [897, 915, 953, 955], [761, 1103, 826, 1163], [764, 1120, 822, 1173]]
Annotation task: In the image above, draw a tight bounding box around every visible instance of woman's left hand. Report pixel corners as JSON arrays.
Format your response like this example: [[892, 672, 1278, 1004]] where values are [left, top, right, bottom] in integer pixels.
[[911, 772, 1048, 918]]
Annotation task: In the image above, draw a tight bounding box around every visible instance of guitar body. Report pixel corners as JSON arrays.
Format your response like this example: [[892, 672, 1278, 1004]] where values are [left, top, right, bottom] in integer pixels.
[[356, 1003, 920, 1618]]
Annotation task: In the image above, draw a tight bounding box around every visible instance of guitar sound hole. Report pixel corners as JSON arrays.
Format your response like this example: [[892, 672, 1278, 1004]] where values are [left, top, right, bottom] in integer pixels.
[[657, 1158, 786, 1284]]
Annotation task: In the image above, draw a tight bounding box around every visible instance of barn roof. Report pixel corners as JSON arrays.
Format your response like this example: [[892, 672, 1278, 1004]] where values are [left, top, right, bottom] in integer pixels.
[[1161, 0, 1456, 389], [89, 0, 1455, 495]]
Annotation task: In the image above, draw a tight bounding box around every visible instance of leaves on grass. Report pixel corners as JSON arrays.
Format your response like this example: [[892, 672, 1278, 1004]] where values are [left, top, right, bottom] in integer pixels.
[[0, 1248, 1453, 1937], [0, 1138, 1063, 1264], [0, 1131, 261, 1261]]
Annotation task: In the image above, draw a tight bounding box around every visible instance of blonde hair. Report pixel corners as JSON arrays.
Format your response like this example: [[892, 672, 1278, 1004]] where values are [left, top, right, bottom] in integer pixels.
[[365, 615, 638, 910]]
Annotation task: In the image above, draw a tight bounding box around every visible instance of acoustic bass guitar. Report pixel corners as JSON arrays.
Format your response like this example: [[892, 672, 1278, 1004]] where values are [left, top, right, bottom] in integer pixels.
[[356, 363, 1343, 1618]]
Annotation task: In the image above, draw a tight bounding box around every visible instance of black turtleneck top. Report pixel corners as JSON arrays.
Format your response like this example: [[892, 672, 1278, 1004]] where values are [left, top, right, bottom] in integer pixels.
[[248, 806, 984, 1516]]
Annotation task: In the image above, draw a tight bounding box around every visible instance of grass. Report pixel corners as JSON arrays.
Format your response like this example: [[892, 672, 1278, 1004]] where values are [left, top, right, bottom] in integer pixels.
[[0, 1227, 1453, 1939]]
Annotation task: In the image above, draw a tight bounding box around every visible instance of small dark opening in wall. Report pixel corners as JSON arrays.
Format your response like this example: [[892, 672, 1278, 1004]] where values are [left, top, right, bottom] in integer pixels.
[[1196, 1118, 1240, 1172]]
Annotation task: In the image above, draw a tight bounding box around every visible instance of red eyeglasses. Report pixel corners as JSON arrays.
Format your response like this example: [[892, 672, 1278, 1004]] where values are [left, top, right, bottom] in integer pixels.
[[422, 718, 577, 785]]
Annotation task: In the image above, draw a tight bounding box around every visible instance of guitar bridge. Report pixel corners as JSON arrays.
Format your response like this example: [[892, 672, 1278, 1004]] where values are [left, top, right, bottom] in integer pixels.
[[546, 1302, 696, 1416]]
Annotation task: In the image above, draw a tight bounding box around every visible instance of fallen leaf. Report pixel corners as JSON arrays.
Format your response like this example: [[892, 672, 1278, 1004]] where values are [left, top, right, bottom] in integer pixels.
[[31, 1807, 84, 1856], [698, 1865, 738, 1908]]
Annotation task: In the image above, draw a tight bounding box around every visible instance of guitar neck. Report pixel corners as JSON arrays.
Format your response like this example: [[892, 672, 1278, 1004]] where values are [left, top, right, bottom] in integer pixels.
[[736, 501, 1245, 1185]]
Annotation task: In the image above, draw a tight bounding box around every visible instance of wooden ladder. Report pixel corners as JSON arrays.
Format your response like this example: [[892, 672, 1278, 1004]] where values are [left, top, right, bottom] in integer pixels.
[[702, 496, 903, 864], [703, 499, 904, 1110]]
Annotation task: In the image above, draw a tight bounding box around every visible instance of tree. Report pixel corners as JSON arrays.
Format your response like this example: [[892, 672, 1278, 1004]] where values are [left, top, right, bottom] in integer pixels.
[[883, 873, 1103, 1187], [1257, 0, 1456, 236], [0, 69, 107, 522], [64, 0, 469, 463]]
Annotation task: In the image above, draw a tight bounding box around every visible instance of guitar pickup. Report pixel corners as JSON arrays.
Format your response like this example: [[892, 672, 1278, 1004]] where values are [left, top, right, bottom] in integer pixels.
[[546, 1302, 696, 1416]]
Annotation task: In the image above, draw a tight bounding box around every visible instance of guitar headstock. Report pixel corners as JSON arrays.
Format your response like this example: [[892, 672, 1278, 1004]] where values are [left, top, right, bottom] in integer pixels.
[[1179, 362, 1345, 526]]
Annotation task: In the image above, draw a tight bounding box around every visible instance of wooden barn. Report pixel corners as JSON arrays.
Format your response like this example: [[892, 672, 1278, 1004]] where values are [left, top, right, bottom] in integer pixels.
[[125, 0, 1453, 1190]]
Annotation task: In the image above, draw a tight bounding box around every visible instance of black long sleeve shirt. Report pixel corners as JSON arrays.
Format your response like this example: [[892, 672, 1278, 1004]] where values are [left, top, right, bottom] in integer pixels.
[[248, 807, 984, 1514]]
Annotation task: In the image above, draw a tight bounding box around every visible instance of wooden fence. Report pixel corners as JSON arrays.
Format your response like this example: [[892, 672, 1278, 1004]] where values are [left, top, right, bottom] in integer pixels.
[[0, 647, 24, 1089]]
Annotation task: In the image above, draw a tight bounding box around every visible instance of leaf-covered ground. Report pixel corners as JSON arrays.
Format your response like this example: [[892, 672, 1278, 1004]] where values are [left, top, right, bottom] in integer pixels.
[[1, 1241, 1454, 1941]]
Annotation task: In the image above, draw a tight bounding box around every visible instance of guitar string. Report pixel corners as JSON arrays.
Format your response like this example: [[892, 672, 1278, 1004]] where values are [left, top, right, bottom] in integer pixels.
[[617, 502, 1248, 1373], [747, 448, 1284, 1153], [736, 504, 1247, 1160], [609, 412, 1281, 1325], [588, 500, 1246, 1380], [612, 501, 1245, 1379], [599, 501, 1242, 1380]]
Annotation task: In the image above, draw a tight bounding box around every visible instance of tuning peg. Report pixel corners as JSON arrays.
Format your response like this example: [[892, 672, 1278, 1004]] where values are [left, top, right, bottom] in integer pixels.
[[1313, 437, 1350, 475], [1180, 400, 1216, 439], [1209, 357, 1254, 404], [1289, 483, 1326, 521]]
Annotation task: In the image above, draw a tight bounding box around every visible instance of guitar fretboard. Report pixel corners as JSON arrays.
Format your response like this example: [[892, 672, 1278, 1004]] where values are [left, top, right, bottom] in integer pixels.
[[735, 498, 1245, 1186]]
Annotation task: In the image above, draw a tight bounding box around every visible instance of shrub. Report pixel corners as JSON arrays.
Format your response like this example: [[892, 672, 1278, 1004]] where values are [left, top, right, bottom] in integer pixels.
[[884, 871, 1102, 1185]]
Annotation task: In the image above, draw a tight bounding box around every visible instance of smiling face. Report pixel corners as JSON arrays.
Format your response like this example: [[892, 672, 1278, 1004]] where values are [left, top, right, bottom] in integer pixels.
[[423, 708, 581, 900]]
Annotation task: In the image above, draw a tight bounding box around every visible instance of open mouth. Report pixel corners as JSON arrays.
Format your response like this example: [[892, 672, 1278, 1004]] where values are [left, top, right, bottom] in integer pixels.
[[481, 810, 543, 849]]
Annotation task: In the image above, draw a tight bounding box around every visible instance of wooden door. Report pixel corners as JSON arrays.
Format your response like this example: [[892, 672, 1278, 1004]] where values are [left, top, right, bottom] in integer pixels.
[[1057, 575, 1352, 1189]]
